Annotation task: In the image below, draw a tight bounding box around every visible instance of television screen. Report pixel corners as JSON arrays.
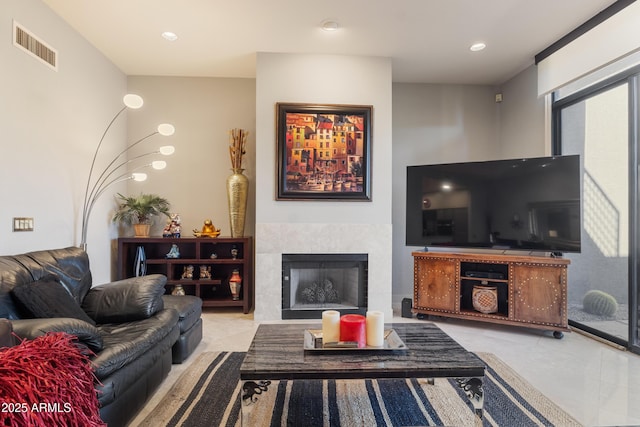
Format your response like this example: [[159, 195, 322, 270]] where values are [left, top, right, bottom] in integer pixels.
[[406, 155, 581, 253]]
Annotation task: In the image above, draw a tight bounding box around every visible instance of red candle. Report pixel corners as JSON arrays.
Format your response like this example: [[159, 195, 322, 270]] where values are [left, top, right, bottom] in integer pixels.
[[340, 314, 366, 348]]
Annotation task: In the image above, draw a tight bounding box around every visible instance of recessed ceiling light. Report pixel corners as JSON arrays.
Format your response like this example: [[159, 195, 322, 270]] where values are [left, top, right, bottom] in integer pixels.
[[162, 31, 178, 41], [469, 42, 486, 52], [321, 20, 340, 32]]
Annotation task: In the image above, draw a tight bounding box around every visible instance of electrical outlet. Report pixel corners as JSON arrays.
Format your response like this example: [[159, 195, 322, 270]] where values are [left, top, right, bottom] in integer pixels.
[[13, 217, 34, 232]]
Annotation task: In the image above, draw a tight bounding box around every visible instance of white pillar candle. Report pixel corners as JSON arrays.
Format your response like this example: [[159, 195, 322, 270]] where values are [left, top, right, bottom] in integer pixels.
[[366, 310, 385, 347], [322, 310, 340, 345]]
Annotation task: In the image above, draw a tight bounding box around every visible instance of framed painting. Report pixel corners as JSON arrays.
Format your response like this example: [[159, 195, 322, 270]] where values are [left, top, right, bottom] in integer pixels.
[[276, 103, 372, 200]]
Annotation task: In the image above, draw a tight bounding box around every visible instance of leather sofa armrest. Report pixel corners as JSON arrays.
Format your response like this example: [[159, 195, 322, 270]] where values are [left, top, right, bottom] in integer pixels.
[[82, 275, 167, 324], [0, 318, 14, 348], [11, 318, 103, 352]]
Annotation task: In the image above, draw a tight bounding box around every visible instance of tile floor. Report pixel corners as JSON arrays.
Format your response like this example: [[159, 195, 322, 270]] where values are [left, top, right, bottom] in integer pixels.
[[129, 309, 640, 427]]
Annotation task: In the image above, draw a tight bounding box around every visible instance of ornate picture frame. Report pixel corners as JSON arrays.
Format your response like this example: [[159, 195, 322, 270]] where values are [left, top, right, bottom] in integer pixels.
[[276, 103, 372, 200]]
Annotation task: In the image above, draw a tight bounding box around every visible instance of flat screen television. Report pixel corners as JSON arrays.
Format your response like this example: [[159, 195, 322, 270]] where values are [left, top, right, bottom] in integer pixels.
[[406, 155, 581, 253]]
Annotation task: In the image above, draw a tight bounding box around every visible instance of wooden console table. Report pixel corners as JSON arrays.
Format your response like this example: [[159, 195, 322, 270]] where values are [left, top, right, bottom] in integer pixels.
[[412, 252, 570, 338]]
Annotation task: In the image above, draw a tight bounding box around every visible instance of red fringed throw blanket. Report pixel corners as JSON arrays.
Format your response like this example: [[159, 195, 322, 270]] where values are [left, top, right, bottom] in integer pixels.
[[0, 332, 105, 427]]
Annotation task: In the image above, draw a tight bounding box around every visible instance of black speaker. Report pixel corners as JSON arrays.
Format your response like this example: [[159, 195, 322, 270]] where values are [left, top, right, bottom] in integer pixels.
[[401, 298, 413, 318]]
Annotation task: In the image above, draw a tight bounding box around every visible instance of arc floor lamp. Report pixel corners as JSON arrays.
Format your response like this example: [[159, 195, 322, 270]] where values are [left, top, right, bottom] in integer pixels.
[[80, 94, 175, 250]]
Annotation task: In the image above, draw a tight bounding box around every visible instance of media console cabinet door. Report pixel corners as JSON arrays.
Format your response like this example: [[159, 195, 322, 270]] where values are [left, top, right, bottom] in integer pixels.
[[414, 257, 458, 313], [511, 264, 567, 327]]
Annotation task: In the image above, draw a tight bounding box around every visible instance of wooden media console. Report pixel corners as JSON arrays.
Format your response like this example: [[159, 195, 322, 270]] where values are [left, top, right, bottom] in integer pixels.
[[412, 251, 570, 338]]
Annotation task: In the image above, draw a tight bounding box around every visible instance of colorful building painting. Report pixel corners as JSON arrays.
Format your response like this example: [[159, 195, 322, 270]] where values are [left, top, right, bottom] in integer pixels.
[[284, 112, 365, 192]]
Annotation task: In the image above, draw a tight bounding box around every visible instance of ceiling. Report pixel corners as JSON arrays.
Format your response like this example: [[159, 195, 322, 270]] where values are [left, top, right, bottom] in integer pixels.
[[42, 0, 616, 85]]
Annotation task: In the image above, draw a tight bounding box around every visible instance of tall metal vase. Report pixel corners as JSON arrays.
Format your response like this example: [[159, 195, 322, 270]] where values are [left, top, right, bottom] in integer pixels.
[[226, 168, 248, 237]]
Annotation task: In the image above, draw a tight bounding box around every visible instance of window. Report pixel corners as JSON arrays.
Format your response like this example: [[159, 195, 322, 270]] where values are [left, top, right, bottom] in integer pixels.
[[553, 65, 640, 353]]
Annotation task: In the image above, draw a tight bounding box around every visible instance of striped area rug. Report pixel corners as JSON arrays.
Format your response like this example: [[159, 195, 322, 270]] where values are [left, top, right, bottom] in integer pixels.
[[138, 351, 582, 427]]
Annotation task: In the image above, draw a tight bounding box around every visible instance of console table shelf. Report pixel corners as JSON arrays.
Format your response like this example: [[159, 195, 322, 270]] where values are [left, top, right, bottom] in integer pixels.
[[118, 237, 253, 313], [412, 252, 570, 338]]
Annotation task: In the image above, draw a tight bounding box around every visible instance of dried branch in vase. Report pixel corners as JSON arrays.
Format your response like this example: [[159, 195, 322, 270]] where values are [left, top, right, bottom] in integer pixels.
[[228, 128, 248, 170]]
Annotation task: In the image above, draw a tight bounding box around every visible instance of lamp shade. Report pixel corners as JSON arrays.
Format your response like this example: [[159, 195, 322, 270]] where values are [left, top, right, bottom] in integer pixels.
[[131, 173, 147, 182], [152, 160, 167, 170], [159, 145, 175, 155], [123, 94, 144, 109], [157, 123, 175, 136]]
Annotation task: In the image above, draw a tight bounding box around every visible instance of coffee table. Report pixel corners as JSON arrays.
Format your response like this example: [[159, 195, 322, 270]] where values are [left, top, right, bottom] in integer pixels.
[[239, 322, 485, 425]]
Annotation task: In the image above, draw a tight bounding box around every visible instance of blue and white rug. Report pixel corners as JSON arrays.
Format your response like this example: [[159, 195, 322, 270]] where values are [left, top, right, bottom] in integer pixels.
[[139, 351, 582, 427]]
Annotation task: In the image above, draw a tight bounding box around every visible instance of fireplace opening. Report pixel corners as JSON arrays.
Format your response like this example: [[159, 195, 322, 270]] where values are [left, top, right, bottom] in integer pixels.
[[282, 253, 368, 319]]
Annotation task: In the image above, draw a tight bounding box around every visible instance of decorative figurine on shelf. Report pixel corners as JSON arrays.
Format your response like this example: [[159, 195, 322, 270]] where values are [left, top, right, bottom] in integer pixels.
[[200, 265, 212, 279], [193, 219, 221, 238], [162, 223, 171, 237], [171, 284, 186, 296], [166, 244, 180, 259], [210, 252, 218, 259], [181, 265, 194, 280], [229, 269, 242, 300], [231, 247, 239, 260], [163, 213, 182, 238]]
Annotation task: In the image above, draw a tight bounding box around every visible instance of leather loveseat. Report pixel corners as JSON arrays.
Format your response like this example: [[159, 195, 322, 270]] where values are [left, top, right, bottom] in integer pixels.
[[0, 246, 199, 427], [0, 318, 12, 348]]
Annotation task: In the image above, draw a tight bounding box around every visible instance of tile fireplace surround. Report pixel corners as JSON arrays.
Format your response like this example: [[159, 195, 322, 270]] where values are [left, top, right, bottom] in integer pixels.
[[254, 223, 393, 321]]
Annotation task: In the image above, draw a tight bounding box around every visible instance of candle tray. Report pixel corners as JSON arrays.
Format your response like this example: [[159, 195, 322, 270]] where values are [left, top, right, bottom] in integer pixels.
[[303, 329, 408, 352]]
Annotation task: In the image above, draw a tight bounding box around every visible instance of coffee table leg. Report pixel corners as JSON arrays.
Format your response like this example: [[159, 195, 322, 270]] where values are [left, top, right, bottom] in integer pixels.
[[456, 377, 484, 418], [240, 380, 272, 426]]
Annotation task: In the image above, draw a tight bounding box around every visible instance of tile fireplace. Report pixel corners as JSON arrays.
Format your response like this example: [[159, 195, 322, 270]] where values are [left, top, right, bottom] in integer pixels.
[[282, 253, 368, 319], [254, 222, 392, 321]]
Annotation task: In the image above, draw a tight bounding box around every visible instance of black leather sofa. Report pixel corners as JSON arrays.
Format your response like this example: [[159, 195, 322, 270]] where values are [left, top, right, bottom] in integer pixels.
[[0, 246, 201, 427], [0, 318, 12, 348]]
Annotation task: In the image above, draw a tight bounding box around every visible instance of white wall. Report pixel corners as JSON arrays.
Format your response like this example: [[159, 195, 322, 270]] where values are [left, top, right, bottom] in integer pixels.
[[0, 0, 126, 284], [125, 76, 256, 239], [391, 83, 499, 306], [497, 65, 548, 159]]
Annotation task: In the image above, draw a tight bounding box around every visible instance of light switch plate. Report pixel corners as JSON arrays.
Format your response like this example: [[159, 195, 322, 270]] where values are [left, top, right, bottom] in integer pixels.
[[13, 217, 34, 232]]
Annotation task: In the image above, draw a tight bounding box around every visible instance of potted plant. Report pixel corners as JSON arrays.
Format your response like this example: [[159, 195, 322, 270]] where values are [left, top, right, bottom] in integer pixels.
[[113, 193, 171, 237]]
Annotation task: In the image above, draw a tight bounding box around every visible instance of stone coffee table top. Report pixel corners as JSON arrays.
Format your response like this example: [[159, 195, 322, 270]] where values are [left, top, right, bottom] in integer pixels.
[[240, 322, 485, 380]]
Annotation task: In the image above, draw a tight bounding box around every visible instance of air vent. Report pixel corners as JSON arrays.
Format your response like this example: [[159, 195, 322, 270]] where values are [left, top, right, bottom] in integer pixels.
[[13, 21, 58, 71]]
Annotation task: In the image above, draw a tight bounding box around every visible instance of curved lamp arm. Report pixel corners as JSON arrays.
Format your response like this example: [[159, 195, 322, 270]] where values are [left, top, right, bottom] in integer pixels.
[[83, 145, 174, 223], [91, 123, 173, 201], [81, 125, 174, 221], [80, 168, 149, 249]]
